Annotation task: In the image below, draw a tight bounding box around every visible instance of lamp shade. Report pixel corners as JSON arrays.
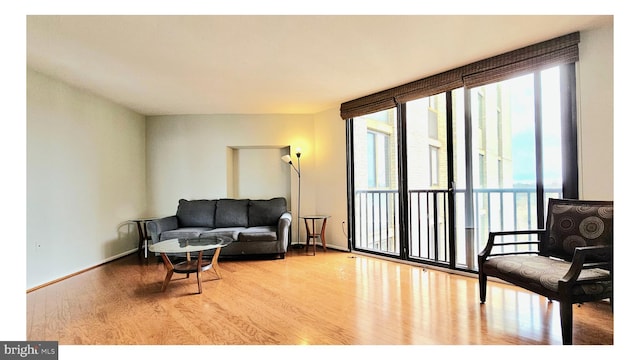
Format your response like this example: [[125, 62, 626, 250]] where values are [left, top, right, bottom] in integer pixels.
[[281, 155, 292, 164]]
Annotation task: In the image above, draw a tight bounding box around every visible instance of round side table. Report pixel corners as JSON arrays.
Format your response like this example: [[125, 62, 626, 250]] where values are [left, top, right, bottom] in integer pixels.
[[301, 215, 330, 255]]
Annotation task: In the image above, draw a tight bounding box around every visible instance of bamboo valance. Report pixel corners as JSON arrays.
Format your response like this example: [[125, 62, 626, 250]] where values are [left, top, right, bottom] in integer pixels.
[[340, 32, 580, 119]]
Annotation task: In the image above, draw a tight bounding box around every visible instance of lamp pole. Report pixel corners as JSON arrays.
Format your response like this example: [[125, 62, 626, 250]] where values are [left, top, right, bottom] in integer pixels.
[[295, 150, 301, 247], [282, 150, 302, 248]]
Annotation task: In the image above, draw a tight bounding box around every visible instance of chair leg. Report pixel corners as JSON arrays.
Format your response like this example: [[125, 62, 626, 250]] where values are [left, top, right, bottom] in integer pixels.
[[479, 270, 487, 303], [560, 301, 573, 345]]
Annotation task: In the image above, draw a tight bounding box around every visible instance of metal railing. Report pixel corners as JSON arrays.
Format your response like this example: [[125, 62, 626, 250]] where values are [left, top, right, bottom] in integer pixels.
[[353, 190, 399, 254], [353, 187, 562, 268], [407, 189, 450, 264]]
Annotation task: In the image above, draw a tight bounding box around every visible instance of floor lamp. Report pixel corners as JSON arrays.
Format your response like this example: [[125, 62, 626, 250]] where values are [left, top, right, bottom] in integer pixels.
[[281, 150, 301, 248]]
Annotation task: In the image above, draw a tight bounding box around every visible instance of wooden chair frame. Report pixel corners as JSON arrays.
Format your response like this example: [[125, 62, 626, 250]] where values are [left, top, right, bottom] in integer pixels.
[[478, 198, 613, 345]]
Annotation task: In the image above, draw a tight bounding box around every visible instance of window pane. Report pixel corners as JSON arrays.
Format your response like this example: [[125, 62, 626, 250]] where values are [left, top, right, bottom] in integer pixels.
[[541, 67, 563, 204], [406, 94, 449, 263], [453, 87, 471, 268], [367, 132, 376, 187], [471, 74, 537, 266], [352, 109, 399, 255]]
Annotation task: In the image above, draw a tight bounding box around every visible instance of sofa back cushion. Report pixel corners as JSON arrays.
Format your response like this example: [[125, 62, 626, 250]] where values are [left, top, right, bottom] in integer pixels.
[[176, 199, 217, 228], [248, 197, 287, 227], [215, 199, 249, 228]]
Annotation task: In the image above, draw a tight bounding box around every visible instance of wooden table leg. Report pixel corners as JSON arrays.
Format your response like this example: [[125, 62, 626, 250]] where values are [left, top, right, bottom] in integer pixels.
[[142, 221, 149, 258], [312, 219, 317, 255], [211, 247, 223, 279], [186, 251, 192, 279], [304, 218, 311, 253], [320, 218, 327, 252], [196, 251, 203, 294], [135, 220, 151, 259], [159, 253, 174, 292], [304, 218, 317, 255], [135, 221, 145, 258]]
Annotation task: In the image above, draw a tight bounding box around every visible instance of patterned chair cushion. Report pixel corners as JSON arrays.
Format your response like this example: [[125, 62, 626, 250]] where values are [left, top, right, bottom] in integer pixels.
[[542, 199, 613, 261], [483, 255, 612, 296]]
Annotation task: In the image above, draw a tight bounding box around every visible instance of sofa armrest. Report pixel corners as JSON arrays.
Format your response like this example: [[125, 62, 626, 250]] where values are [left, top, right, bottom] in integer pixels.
[[277, 212, 292, 244], [146, 216, 178, 244]]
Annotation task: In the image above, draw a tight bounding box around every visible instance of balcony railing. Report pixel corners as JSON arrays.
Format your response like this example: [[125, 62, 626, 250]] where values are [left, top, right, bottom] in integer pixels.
[[353, 189, 399, 254], [353, 187, 562, 269], [408, 189, 450, 264]]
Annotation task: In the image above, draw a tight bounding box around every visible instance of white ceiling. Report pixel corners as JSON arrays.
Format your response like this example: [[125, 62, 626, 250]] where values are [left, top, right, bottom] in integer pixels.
[[26, 15, 613, 116]]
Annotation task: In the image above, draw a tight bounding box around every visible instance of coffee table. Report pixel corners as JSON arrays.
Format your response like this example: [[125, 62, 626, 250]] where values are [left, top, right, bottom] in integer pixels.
[[148, 235, 233, 294]]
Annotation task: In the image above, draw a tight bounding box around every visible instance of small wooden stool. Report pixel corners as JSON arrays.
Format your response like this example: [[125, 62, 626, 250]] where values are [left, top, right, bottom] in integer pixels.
[[302, 215, 330, 255]]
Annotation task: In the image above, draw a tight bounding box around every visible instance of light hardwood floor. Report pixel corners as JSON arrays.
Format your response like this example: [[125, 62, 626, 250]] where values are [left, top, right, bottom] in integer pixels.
[[26, 247, 613, 346]]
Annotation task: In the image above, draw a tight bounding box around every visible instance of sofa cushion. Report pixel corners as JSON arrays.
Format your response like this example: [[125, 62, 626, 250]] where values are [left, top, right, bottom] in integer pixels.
[[238, 226, 278, 242], [248, 197, 287, 227], [215, 199, 249, 228], [200, 227, 244, 241], [176, 199, 216, 228], [159, 227, 212, 241]]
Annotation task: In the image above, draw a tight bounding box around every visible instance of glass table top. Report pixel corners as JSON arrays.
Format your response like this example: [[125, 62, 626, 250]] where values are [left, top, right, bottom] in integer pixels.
[[148, 235, 233, 253]]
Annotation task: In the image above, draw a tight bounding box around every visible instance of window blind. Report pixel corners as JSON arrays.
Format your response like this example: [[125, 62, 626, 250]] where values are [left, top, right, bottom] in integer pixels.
[[340, 32, 580, 119]]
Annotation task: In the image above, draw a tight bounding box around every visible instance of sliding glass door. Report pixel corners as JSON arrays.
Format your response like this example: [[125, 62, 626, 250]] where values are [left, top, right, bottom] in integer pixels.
[[405, 93, 451, 264], [454, 68, 566, 270], [348, 65, 576, 272], [352, 108, 400, 255]]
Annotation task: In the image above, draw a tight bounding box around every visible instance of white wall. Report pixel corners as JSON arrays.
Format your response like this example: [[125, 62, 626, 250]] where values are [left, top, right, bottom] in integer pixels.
[[313, 108, 349, 250], [145, 114, 317, 242], [577, 23, 614, 200], [233, 147, 290, 199], [26, 69, 147, 289]]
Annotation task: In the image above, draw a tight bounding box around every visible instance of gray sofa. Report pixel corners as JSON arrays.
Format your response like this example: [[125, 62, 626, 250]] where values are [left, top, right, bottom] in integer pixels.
[[146, 197, 291, 259]]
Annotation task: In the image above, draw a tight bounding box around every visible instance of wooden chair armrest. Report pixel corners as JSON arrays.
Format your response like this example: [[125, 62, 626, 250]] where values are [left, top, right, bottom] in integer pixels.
[[478, 229, 545, 260], [560, 245, 613, 285], [488, 229, 546, 237]]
